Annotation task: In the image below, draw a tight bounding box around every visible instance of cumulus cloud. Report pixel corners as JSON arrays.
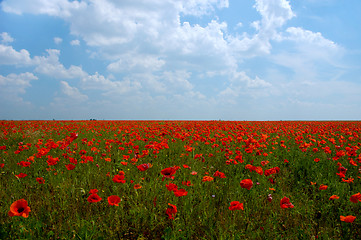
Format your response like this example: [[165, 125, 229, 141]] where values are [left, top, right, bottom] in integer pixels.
[[1, 0, 86, 17], [0, 44, 32, 65], [54, 37, 63, 44], [285, 27, 334, 46], [81, 72, 141, 95], [0, 72, 38, 102], [1, 0, 354, 120], [160, 20, 235, 70], [107, 53, 165, 73], [181, 0, 229, 16], [1, 32, 14, 43], [33, 49, 87, 79], [70, 39, 80, 46], [271, 27, 344, 82], [60, 81, 88, 101], [254, 0, 295, 32], [0, 33, 88, 79], [0, 0, 309, 75], [219, 71, 272, 102], [229, 0, 295, 57]]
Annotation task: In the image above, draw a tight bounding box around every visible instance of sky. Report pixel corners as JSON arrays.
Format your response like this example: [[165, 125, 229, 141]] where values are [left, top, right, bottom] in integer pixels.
[[0, 0, 361, 120]]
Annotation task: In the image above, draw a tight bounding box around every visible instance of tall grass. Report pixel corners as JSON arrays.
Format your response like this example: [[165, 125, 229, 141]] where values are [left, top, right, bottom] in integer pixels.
[[0, 120, 360, 239]]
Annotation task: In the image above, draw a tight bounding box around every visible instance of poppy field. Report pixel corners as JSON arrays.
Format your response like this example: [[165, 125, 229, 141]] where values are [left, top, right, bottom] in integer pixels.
[[0, 120, 361, 239]]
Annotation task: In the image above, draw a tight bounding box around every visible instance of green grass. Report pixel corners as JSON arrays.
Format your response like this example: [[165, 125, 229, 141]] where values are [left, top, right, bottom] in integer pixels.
[[0, 120, 360, 239]]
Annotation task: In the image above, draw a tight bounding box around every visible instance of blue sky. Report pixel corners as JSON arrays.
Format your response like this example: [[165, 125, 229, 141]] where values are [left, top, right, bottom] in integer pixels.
[[1, 0, 360, 120]]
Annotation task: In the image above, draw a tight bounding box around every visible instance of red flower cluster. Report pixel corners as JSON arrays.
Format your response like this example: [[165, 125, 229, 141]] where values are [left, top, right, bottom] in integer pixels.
[[165, 183, 188, 197], [213, 170, 226, 178], [87, 189, 102, 203], [264, 167, 280, 176], [166, 203, 177, 220]]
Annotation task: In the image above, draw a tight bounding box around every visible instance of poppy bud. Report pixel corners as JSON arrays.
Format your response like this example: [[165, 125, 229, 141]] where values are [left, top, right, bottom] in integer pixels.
[[267, 194, 273, 202]]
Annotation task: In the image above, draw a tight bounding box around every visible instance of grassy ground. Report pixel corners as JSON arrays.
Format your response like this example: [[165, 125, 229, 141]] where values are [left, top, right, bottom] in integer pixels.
[[0, 120, 360, 239]]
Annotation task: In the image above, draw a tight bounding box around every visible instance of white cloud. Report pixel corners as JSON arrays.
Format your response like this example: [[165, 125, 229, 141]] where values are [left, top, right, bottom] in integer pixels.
[[0, 44, 32, 65], [271, 27, 344, 82], [0, 72, 37, 102], [54, 37, 63, 44], [60, 81, 88, 101], [219, 71, 272, 102], [107, 53, 165, 73], [1, 32, 14, 43], [162, 71, 193, 92], [70, 39, 80, 46], [254, 0, 295, 32], [2, 0, 356, 120], [229, 0, 295, 57], [81, 72, 141, 95], [1, 0, 86, 17], [2, 0, 236, 71], [284, 27, 338, 50], [33, 49, 87, 79], [161, 20, 236, 71], [181, 0, 229, 16]]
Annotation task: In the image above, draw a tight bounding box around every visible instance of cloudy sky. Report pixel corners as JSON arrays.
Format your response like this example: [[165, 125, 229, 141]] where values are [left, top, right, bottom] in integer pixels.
[[1, 0, 360, 120]]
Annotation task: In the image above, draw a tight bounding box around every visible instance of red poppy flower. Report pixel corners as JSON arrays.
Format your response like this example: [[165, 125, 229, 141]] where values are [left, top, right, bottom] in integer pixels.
[[8, 199, 31, 218], [137, 163, 150, 171], [350, 193, 361, 203], [166, 203, 177, 220], [161, 167, 177, 181], [87, 193, 102, 203], [340, 215, 356, 223], [36, 177, 45, 184], [182, 180, 193, 186], [173, 189, 188, 197], [166, 183, 178, 191], [329, 195, 339, 200], [213, 171, 226, 178], [15, 173, 27, 178], [264, 167, 280, 176], [17, 161, 31, 167], [319, 184, 328, 190], [342, 178, 354, 183], [280, 197, 294, 209], [229, 201, 244, 211], [108, 195, 121, 206], [113, 174, 126, 183], [65, 164, 76, 170], [134, 184, 142, 189], [89, 189, 98, 194], [202, 176, 214, 182], [240, 179, 253, 190]]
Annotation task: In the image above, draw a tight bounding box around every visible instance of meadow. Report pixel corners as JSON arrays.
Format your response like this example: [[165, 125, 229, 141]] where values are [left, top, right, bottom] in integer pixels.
[[0, 120, 360, 239]]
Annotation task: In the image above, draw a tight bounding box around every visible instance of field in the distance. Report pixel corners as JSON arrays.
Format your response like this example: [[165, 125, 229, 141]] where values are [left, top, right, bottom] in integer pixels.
[[0, 120, 360, 239]]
